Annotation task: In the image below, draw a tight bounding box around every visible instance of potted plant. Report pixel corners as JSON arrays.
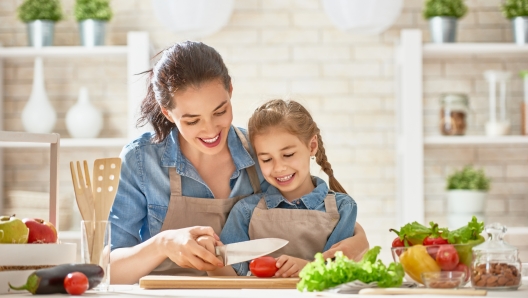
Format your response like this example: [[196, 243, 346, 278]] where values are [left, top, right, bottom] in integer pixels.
[[17, 0, 63, 47], [423, 0, 468, 43], [446, 165, 491, 229], [74, 0, 113, 46], [501, 0, 528, 44]]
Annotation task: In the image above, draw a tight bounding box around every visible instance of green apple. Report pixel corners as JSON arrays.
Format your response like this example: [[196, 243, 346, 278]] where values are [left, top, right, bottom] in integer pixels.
[[0, 215, 29, 244]]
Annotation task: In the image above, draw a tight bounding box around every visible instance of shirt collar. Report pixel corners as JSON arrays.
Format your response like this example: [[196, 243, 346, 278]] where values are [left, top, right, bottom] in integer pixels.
[[160, 126, 255, 174], [263, 176, 329, 210]]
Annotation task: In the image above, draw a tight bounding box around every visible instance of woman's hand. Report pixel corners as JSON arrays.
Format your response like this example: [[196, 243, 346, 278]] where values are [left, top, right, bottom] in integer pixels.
[[158, 226, 224, 271], [274, 255, 308, 277], [322, 222, 369, 261]]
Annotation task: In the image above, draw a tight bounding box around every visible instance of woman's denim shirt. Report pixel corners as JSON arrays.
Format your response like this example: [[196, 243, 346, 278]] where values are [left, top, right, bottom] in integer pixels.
[[109, 126, 269, 250], [220, 177, 358, 276]]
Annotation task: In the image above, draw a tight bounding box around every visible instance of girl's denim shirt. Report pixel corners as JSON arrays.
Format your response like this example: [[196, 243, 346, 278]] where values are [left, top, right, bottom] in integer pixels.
[[109, 126, 269, 250], [220, 176, 358, 276]]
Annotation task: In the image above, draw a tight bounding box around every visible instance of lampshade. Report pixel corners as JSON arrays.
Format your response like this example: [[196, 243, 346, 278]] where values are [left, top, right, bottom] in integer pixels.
[[322, 0, 403, 35], [151, 0, 234, 39]]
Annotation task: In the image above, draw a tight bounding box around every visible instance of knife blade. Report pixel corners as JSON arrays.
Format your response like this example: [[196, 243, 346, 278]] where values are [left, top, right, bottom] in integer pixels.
[[215, 238, 288, 265]]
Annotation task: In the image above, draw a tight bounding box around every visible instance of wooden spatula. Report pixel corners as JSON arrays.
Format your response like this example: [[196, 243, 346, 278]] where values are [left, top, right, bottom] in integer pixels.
[[91, 157, 121, 264], [70, 160, 95, 256]]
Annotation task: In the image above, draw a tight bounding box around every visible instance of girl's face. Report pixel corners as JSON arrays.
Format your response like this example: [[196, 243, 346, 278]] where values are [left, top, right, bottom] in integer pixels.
[[253, 127, 318, 201], [161, 80, 233, 156]]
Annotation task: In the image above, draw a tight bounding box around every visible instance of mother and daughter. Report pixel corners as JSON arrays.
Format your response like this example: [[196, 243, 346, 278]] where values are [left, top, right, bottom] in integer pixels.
[[109, 41, 368, 284]]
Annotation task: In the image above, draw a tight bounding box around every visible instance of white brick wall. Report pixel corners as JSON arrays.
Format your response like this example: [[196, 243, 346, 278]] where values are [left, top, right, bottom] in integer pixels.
[[1, 0, 527, 263]]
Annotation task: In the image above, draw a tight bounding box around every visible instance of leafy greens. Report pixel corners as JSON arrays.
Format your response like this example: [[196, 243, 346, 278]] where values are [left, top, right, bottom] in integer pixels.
[[297, 246, 404, 292]]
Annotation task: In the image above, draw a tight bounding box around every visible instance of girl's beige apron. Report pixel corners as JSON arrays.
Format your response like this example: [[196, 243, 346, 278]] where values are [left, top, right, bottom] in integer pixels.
[[248, 192, 340, 261], [151, 127, 261, 276]]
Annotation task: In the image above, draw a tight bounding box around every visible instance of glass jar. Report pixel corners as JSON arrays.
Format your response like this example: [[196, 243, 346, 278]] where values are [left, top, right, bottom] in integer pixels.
[[439, 94, 469, 135], [471, 223, 522, 291]]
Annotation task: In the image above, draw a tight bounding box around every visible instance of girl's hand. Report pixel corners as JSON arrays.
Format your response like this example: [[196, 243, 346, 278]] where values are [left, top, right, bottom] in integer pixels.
[[322, 222, 369, 261], [274, 255, 308, 277], [158, 226, 224, 271]]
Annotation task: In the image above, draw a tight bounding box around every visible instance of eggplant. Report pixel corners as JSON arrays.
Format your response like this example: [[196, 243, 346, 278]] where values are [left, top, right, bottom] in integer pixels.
[[8, 263, 104, 294]]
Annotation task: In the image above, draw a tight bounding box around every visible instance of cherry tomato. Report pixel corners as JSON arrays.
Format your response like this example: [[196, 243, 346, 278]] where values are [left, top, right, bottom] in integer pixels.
[[391, 237, 405, 256], [435, 244, 459, 271], [249, 256, 277, 278], [453, 262, 470, 283], [63, 272, 89, 295], [422, 235, 448, 246]]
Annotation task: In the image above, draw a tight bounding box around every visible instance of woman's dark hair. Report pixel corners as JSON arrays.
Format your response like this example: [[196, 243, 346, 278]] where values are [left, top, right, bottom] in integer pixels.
[[248, 99, 347, 194], [137, 41, 231, 143]]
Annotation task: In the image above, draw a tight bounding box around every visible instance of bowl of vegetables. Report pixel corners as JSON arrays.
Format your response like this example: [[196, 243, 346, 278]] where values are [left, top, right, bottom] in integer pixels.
[[391, 243, 473, 285], [389, 216, 485, 285]]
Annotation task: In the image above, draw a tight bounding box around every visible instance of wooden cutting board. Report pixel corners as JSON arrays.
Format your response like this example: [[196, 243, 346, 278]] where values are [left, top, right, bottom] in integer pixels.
[[139, 275, 299, 289]]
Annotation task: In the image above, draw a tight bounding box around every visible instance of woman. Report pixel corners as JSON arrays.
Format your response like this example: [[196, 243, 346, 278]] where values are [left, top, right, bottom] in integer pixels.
[[109, 41, 369, 284]]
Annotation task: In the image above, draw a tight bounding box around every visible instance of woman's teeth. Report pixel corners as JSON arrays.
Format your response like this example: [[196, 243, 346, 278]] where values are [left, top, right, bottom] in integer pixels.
[[276, 174, 293, 182], [201, 134, 219, 143]]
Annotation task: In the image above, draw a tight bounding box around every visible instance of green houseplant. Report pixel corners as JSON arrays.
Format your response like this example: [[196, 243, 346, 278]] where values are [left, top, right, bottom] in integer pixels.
[[17, 0, 63, 46], [74, 0, 113, 46], [423, 0, 468, 43], [445, 166, 490, 229], [501, 0, 528, 44]]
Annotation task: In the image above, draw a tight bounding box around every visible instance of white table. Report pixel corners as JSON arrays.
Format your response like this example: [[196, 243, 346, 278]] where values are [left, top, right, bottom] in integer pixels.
[[5, 278, 528, 297]]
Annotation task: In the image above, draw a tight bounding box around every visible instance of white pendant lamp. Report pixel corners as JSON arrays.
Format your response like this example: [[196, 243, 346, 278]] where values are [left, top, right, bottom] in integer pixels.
[[151, 0, 234, 39], [322, 0, 403, 35]]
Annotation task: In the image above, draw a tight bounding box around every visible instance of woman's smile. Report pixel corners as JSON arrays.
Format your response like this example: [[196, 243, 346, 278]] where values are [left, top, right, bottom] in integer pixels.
[[199, 132, 221, 148]]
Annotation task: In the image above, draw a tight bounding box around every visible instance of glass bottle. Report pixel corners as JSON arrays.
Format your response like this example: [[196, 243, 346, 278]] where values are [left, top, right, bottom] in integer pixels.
[[471, 223, 522, 291], [439, 93, 469, 136]]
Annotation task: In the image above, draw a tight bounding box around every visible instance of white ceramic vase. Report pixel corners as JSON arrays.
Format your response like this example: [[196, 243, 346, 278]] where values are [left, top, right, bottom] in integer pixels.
[[447, 190, 487, 229], [66, 87, 103, 138], [21, 58, 56, 133]]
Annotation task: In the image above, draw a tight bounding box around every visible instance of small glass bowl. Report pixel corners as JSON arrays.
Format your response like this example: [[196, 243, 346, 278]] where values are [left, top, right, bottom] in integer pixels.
[[422, 271, 466, 289]]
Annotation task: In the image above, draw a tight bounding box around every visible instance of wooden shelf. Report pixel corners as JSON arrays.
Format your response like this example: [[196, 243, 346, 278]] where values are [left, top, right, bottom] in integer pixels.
[[423, 43, 528, 58], [0, 138, 128, 148], [425, 135, 528, 145], [0, 46, 128, 58]]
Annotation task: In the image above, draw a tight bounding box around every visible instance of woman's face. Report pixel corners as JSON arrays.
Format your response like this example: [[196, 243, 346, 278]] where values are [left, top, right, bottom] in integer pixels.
[[162, 80, 233, 156], [253, 127, 318, 201]]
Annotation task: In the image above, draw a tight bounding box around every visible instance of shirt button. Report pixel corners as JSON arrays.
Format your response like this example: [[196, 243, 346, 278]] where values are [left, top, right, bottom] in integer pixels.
[[296, 201, 300, 205]]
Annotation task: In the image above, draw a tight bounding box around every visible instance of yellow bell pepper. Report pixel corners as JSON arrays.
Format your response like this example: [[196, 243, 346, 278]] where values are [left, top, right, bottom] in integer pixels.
[[399, 244, 440, 284]]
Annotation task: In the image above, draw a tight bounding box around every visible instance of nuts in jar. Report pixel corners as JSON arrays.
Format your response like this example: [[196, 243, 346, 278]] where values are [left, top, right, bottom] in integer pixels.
[[471, 263, 521, 288], [439, 94, 469, 136]]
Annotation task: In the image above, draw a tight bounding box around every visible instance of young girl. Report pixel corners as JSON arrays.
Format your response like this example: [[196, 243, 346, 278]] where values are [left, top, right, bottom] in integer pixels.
[[211, 99, 359, 278]]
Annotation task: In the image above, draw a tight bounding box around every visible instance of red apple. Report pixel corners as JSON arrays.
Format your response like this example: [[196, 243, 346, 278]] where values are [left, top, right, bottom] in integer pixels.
[[22, 218, 57, 244]]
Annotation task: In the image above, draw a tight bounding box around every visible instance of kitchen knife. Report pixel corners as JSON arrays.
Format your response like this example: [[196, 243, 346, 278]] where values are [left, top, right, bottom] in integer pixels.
[[215, 238, 288, 265]]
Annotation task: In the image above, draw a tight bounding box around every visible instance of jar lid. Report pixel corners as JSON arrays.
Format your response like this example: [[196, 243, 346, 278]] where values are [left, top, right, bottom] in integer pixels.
[[440, 93, 469, 105], [472, 223, 518, 254]]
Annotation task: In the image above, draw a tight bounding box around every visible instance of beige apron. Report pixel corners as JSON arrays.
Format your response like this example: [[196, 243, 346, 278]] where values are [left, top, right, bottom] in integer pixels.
[[248, 192, 340, 261], [151, 127, 261, 276]]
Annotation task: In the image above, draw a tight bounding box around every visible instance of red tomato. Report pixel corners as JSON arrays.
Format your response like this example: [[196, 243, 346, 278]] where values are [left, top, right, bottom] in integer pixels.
[[391, 237, 405, 256], [249, 256, 277, 278], [63, 272, 89, 295], [422, 235, 448, 246], [453, 262, 470, 283], [435, 245, 459, 271]]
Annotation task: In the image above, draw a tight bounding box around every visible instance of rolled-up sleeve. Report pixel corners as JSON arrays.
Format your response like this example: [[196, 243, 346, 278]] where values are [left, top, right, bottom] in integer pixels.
[[109, 144, 147, 250]]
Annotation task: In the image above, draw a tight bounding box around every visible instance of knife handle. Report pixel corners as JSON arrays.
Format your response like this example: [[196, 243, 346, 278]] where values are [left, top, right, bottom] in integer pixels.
[[215, 245, 226, 264]]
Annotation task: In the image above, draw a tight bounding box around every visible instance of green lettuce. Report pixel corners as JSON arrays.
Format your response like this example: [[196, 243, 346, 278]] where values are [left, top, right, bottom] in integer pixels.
[[297, 246, 404, 292]]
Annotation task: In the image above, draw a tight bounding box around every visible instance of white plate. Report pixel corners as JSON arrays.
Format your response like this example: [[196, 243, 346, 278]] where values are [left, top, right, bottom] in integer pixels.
[[324, 280, 417, 294]]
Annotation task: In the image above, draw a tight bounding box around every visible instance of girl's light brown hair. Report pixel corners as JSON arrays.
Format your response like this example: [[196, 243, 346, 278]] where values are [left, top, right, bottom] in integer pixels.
[[137, 41, 231, 143], [248, 99, 347, 194]]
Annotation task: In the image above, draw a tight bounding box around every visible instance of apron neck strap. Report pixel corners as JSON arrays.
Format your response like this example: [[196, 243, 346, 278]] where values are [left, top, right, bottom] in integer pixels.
[[169, 167, 182, 196], [323, 192, 339, 214], [233, 127, 261, 194]]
